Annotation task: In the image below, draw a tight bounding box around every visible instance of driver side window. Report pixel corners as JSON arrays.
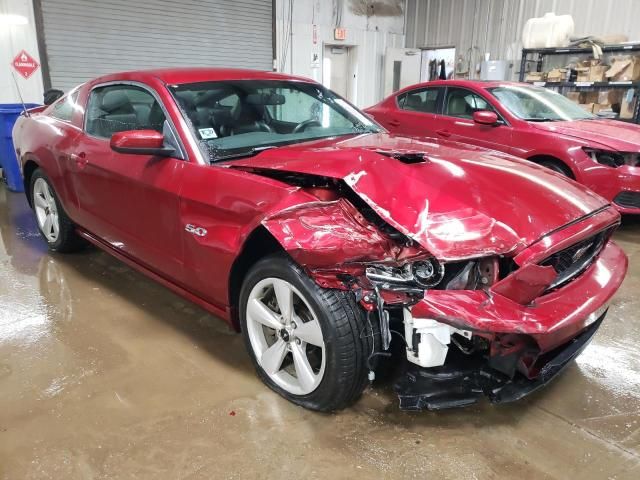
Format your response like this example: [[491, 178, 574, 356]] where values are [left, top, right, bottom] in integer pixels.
[[85, 84, 166, 138], [444, 88, 493, 119]]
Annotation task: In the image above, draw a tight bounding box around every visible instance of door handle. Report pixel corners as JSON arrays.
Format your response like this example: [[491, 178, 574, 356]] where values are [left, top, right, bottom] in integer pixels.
[[436, 129, 451, 137], [70, 152, 87, 167], [388, 119, 401, 127]]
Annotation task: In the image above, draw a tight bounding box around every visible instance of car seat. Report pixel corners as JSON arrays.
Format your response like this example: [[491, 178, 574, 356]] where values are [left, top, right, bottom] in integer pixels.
[[96, 90, 138, 137], [448, 95, 471, 117]]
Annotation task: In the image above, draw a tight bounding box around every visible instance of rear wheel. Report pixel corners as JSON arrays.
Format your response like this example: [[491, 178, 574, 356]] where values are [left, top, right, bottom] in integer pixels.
[[239, 254, 375, 411], [30, 169, 86, 253]]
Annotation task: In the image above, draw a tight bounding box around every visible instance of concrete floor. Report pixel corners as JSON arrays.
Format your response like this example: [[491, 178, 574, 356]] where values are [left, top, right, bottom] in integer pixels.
[[0, 185, 639, 480]]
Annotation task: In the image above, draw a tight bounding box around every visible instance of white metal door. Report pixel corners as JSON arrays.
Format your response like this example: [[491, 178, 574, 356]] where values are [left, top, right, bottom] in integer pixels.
[[383, 48, 421, 97], [322, 46, 351, 100]]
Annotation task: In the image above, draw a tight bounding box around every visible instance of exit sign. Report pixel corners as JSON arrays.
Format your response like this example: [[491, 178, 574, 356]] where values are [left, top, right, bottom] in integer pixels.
[[334, 27, 346, 40]]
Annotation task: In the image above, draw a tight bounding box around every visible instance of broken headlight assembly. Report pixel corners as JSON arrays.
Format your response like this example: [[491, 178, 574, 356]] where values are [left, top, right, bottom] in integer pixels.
[[584, 147, 640, 168], [365, 257, 500, 293], [365, 257, 503, 369], [365, 258, 445, 293]]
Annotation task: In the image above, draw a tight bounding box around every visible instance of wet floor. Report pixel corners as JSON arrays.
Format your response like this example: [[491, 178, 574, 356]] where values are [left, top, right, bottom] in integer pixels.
[[0, 184, 639, 480]]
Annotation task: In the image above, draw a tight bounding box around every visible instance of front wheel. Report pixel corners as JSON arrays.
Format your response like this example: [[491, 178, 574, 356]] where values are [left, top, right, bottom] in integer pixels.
[[239, 254, 376, 411], [539, 160, 573, 178], [30, 169, 86, 253]]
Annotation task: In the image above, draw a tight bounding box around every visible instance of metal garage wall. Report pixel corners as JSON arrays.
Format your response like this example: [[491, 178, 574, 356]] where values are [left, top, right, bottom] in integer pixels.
[[405, 0, 640, 79], [39, 0, 273, 91]]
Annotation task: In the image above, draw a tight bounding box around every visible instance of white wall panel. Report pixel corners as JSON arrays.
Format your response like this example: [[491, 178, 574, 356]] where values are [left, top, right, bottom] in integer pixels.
[[0, 0, 44, 103], [275, 0, 405, 107]]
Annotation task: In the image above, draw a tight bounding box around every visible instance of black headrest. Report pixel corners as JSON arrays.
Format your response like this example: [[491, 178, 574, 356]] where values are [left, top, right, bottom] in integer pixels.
[[176, 91, 196, 110], [211, 108, 232, 126], [101, 90, 134, 113], [406, 94, 423, 109]]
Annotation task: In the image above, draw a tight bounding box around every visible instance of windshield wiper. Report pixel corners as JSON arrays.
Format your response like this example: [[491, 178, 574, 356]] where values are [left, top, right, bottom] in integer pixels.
[[523, 117, 558, 122], [210, 145, 277, 163]]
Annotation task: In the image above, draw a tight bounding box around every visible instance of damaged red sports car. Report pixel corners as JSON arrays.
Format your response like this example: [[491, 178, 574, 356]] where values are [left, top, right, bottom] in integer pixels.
[[12, 69, 627, 411]]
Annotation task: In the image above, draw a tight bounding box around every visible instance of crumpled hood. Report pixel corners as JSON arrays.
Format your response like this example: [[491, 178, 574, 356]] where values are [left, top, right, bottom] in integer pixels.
[[531, 119, 640, 151], [230, 133, 609, 260]]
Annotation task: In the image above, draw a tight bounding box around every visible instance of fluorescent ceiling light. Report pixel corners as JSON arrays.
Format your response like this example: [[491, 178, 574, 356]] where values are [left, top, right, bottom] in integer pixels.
[[0, 14, 29, 26]]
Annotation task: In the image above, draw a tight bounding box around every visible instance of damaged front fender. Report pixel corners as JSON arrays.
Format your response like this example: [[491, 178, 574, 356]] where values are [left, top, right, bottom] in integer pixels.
[[261, 198, 395, 267]]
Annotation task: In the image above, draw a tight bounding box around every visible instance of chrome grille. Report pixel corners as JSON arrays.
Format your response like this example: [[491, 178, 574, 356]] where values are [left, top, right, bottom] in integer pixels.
[[540, 230, 609, 290]]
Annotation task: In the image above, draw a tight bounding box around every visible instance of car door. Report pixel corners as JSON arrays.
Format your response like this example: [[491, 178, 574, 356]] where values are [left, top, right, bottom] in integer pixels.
[[378, 87, 444, 138], [72, 82, 186, 281], [436, 87, 515, 154]]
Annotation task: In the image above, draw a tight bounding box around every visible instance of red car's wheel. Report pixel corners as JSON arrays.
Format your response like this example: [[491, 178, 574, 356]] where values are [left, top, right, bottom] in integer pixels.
[[239, 254, 376, 411], [30, 168, 86, 253], [539, 159, 573, 178]]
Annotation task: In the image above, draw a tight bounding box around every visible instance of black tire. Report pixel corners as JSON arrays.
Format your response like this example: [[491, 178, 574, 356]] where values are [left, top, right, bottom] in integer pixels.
[[30, 168, 86, 253], [239, 254, 377, 412], [539, 159, 573, 178]]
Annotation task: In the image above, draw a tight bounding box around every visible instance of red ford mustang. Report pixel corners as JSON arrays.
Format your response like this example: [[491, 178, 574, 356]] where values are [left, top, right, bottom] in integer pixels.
[[366, 80, 640, 214], [12, 69, 627, 411]]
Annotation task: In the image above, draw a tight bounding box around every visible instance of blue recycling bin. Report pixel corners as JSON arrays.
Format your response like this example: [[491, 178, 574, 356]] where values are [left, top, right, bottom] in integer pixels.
[[0, 103, 40, 192]]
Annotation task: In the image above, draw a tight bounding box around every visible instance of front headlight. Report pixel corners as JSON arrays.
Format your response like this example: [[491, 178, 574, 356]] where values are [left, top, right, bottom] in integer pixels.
[[583, 148, 640, 168], [365, 258, 445, 292], [365, 257, 500, 292]]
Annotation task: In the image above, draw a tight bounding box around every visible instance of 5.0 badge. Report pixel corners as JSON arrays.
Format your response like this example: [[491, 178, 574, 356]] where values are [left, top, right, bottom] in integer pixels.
[[185, 224, 207, 237]]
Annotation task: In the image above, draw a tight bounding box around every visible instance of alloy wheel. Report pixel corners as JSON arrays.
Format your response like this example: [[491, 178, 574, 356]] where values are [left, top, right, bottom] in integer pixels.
[[245, 277, 326, 395], [33, 178, 60, 243]]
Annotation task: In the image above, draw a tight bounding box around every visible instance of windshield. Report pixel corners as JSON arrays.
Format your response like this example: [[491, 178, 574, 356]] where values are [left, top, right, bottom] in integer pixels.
[[169, 80, 381, 161], [488, 85, 595, 121]]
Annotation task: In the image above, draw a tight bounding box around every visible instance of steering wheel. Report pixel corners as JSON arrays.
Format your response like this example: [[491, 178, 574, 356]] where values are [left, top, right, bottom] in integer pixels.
[[293, 118, 322, 134]]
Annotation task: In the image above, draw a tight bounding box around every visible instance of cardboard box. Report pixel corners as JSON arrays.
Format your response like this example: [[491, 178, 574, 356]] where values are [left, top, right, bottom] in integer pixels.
[[576, 60, 608, 82], [589, 65, 608, 82], [620, 88, 637, 119], [608, 89, 624, 105], [579, 103, 595, 113], [525, 71, 545, 82], [593, 103, 611, 114], [576, 67, 590, 82], [582, 91, 600, 104], [606, 56, 640, 82], [546, 68, 566, 82], [565, 91, 581, 103], [597, 90, 611, 103]]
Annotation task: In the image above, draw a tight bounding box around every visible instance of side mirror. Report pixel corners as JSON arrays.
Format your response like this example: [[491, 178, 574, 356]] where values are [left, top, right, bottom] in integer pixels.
[[110, 130, 175, 156], [473, 110, 499, 126]]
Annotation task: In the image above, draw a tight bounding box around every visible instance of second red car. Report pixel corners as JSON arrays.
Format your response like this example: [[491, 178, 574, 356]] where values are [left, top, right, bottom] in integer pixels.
[[366, 80, 640, 214]]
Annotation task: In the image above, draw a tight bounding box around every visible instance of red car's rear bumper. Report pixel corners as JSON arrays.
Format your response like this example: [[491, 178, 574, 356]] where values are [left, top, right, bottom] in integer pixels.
[[410, 239, 627, 353]]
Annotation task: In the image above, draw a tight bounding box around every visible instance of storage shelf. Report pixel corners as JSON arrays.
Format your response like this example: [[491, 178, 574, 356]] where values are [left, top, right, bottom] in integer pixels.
[[519, 45, 640, 124], [525, 81, 640, 88], [522, 43, 640, 55]]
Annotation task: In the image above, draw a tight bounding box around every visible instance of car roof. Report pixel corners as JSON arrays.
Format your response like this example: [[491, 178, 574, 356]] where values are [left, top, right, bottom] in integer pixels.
[[91, 68, 315, 86], [397, 79, 525, 92]]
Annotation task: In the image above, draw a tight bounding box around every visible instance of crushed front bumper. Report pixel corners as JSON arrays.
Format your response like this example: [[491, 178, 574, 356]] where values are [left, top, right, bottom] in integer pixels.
[[408, 240, 626, 352], [392, 238, 626, 411], [395, 312, 604, 411]]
